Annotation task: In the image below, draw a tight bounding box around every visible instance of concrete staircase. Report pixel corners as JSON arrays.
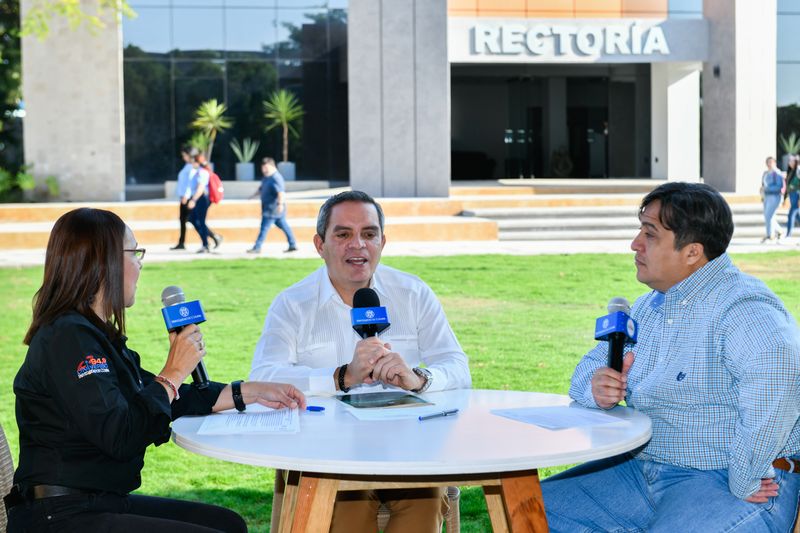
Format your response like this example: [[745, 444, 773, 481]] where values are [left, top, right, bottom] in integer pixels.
[[1, 180, 776, 250], [460, 194, 784, 241]]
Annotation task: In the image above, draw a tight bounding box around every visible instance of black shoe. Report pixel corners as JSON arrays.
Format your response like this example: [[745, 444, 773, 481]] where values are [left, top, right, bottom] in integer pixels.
[[284, 246, 298, 253], [212, 234, 223, 249], [246, 247, 261, 254], [197, 246, 210, 254], [170, 243, 185, 250]]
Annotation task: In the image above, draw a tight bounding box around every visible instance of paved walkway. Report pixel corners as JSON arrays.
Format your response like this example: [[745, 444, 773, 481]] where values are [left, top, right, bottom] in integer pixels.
[[1, 237, 796, 268]]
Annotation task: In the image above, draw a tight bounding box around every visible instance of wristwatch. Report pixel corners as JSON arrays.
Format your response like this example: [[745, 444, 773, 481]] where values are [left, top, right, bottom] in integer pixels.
[[410, 367, 432, 393], [231, 380, 246, 412]]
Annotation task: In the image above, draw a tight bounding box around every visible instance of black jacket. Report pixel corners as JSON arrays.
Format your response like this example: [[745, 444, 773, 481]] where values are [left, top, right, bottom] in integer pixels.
[[13, 312, 225, 494]]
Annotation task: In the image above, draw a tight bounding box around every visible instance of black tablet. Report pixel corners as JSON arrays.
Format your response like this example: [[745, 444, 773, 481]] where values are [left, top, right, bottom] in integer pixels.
[[337, 391, 433, 409]]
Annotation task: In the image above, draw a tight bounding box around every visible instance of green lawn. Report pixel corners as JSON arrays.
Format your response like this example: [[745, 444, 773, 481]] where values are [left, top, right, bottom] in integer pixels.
[[2, 252, 799, 532]]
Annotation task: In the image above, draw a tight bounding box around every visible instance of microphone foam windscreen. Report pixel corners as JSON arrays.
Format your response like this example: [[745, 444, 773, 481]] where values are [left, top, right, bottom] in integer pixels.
[[353, 287, 380, 308], [607, 296, 631, 314], [161, 285, 186, 307]]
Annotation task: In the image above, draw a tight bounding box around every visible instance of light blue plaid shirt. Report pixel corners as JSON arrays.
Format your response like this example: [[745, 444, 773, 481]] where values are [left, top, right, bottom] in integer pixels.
[[570, 253, 800, 499]]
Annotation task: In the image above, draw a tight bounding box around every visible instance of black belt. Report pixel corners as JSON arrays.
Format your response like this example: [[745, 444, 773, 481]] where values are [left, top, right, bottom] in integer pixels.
[[28, 485, 94, 499], [4, 484, 97, 511]]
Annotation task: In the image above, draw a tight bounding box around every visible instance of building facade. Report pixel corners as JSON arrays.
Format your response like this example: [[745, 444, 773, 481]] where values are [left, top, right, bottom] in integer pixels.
[[20, 0, 781, 200]]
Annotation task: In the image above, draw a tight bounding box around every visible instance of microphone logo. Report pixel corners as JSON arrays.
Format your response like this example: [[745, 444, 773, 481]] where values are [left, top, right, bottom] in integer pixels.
[[627, 318, 636, 337], [602, 318, 609, 328], [365, 309, 375, 319], [179, 306, 190, 318]]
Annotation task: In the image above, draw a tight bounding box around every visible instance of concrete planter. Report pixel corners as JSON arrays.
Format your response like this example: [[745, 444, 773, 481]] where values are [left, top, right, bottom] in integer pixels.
[[236, 162, 256, 181], [277, 161, 296, 181]]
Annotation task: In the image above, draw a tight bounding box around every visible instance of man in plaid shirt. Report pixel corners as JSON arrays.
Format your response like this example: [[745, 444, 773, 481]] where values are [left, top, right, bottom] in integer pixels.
[[542, 182, 800, 532]]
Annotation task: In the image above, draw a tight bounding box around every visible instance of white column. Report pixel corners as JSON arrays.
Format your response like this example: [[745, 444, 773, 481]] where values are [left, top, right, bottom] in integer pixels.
[[703, 0, 776, 193], [348, 0, 450, 197], [650, 62, 701, 181], [20, 0, 126, 201]]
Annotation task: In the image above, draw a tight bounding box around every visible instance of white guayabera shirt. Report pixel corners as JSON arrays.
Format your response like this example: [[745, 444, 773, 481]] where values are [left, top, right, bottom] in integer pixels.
[[250, 264, 472, 395]]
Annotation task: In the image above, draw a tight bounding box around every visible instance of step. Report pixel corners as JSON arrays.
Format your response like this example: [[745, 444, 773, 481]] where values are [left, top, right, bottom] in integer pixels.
[[449, 178, 666, 196], [0, 216, 498, 249], [499, 225, 784, 241]]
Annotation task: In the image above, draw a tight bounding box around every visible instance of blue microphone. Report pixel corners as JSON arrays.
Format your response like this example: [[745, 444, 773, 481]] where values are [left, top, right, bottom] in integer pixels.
[[351, 287, 390, 338], [161, 285, 210, 389], [594, 297, 638, 373]]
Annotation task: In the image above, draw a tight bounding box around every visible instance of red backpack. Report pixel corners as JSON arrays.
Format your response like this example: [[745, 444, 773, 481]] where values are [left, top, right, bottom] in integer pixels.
[[207, 169, 224, 204]]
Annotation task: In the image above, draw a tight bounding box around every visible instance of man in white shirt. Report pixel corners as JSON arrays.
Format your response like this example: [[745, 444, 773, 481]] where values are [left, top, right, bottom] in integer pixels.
[[250, 190, 471, 533]]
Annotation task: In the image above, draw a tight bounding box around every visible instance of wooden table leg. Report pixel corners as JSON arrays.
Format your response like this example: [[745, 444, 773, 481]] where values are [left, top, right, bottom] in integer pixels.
[[278, 470, 302, 533], [290, 473, 340, 533], [484, 484, 510, 533], [483, 470, 549, 533]]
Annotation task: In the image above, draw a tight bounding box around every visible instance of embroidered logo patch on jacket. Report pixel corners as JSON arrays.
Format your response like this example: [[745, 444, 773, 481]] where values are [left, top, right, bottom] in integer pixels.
[[76, 355, 110, 379]]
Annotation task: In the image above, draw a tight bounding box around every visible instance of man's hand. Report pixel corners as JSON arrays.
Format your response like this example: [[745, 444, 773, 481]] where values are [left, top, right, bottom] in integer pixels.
[[347, 337, 389, 386], [745, 478, 779, 503], [591, 351, 634, 408], [371, 351, 420, 390]]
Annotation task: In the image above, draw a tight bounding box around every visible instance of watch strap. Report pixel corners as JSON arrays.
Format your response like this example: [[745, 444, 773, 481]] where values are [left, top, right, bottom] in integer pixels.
[[411, 367, 432, 393], [231, 380, 246, 412], [338, 364, 351, 393]]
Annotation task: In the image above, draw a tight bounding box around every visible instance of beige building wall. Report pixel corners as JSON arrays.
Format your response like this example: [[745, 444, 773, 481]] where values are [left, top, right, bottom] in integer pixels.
[[20, 0, 126, 201]]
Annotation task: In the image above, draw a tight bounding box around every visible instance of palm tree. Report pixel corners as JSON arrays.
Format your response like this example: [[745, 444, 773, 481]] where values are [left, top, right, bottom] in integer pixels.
[[191, 99, 233, 160], [263, 89, 304, 163]]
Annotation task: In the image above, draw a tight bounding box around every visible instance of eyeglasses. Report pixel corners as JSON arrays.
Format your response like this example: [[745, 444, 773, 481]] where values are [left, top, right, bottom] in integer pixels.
[[124, 248, 146, 261]]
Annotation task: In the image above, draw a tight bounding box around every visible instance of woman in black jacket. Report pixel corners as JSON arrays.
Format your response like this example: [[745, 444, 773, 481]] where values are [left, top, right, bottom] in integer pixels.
[[8, 207, 305, 532]]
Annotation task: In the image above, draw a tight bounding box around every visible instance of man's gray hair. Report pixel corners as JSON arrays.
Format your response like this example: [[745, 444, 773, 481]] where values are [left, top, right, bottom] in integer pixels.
[[316, 191, 385, 240]]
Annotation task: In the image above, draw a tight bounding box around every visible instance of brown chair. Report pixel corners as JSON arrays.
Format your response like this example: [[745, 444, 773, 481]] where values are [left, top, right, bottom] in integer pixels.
[[270, 469, 461, 532], [0, 422, 15, 533]]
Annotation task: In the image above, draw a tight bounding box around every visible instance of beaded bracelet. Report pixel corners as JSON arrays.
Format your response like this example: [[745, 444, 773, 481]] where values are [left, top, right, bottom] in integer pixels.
[[155, 374, 180, 401]]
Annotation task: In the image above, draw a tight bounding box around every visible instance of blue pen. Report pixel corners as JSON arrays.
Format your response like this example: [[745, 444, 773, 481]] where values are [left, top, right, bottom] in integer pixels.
[[419, 408, 459, 421], [306, 405, 325, 412]]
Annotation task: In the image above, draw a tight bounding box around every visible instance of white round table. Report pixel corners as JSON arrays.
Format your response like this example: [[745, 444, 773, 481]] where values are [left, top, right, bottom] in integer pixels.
[[172, 389, 651, 532]]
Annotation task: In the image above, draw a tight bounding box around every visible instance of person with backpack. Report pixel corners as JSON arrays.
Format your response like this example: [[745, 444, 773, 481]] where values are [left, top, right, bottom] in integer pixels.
[[187, 154, 223, 254], [171, 146, 197, 250], [247, 157, 297, 254], [784, 155, 800, 238], [761, 156, 785, 243]]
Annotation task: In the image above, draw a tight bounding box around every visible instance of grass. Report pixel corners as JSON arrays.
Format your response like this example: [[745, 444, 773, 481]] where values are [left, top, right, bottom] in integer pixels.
[[2, 251, 800, 531]]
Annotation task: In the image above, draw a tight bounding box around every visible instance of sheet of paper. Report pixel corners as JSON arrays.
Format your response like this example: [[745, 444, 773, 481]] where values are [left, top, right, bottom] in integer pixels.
[[197, 407, 300, 435], [342, 403, 444, 421], [490, 406, 626, 430]]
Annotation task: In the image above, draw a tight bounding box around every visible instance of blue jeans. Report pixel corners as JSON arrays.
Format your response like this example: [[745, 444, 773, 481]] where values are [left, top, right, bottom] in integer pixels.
[[189, 194, 211, 247], [787, 191, 800, 237], [764, 194, 782, 238], [541, 453, 800, 533], [252, 212, 296, 250]]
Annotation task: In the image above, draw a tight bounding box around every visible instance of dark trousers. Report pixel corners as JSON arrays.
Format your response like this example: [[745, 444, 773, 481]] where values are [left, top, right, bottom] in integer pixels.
[[189, 195, 211, 247], [8, 493, 247, 533], [177, 201, 189, 245]]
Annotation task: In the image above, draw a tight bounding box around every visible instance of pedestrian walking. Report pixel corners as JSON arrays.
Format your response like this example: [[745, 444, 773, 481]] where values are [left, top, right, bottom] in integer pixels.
[[247, 157, 297, 254]]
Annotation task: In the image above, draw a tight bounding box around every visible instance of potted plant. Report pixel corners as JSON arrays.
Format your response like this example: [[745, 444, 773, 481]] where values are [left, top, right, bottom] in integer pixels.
[[230, 137, 260, 181], [263, 89, 304, 181], [187, 131, 211, 158], [191, 99, 233, 161], [779, 132, 800, 170]]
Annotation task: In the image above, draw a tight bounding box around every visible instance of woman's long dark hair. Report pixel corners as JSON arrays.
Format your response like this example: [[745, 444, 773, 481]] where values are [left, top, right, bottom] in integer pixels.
[[24, 208, 127, 345]]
